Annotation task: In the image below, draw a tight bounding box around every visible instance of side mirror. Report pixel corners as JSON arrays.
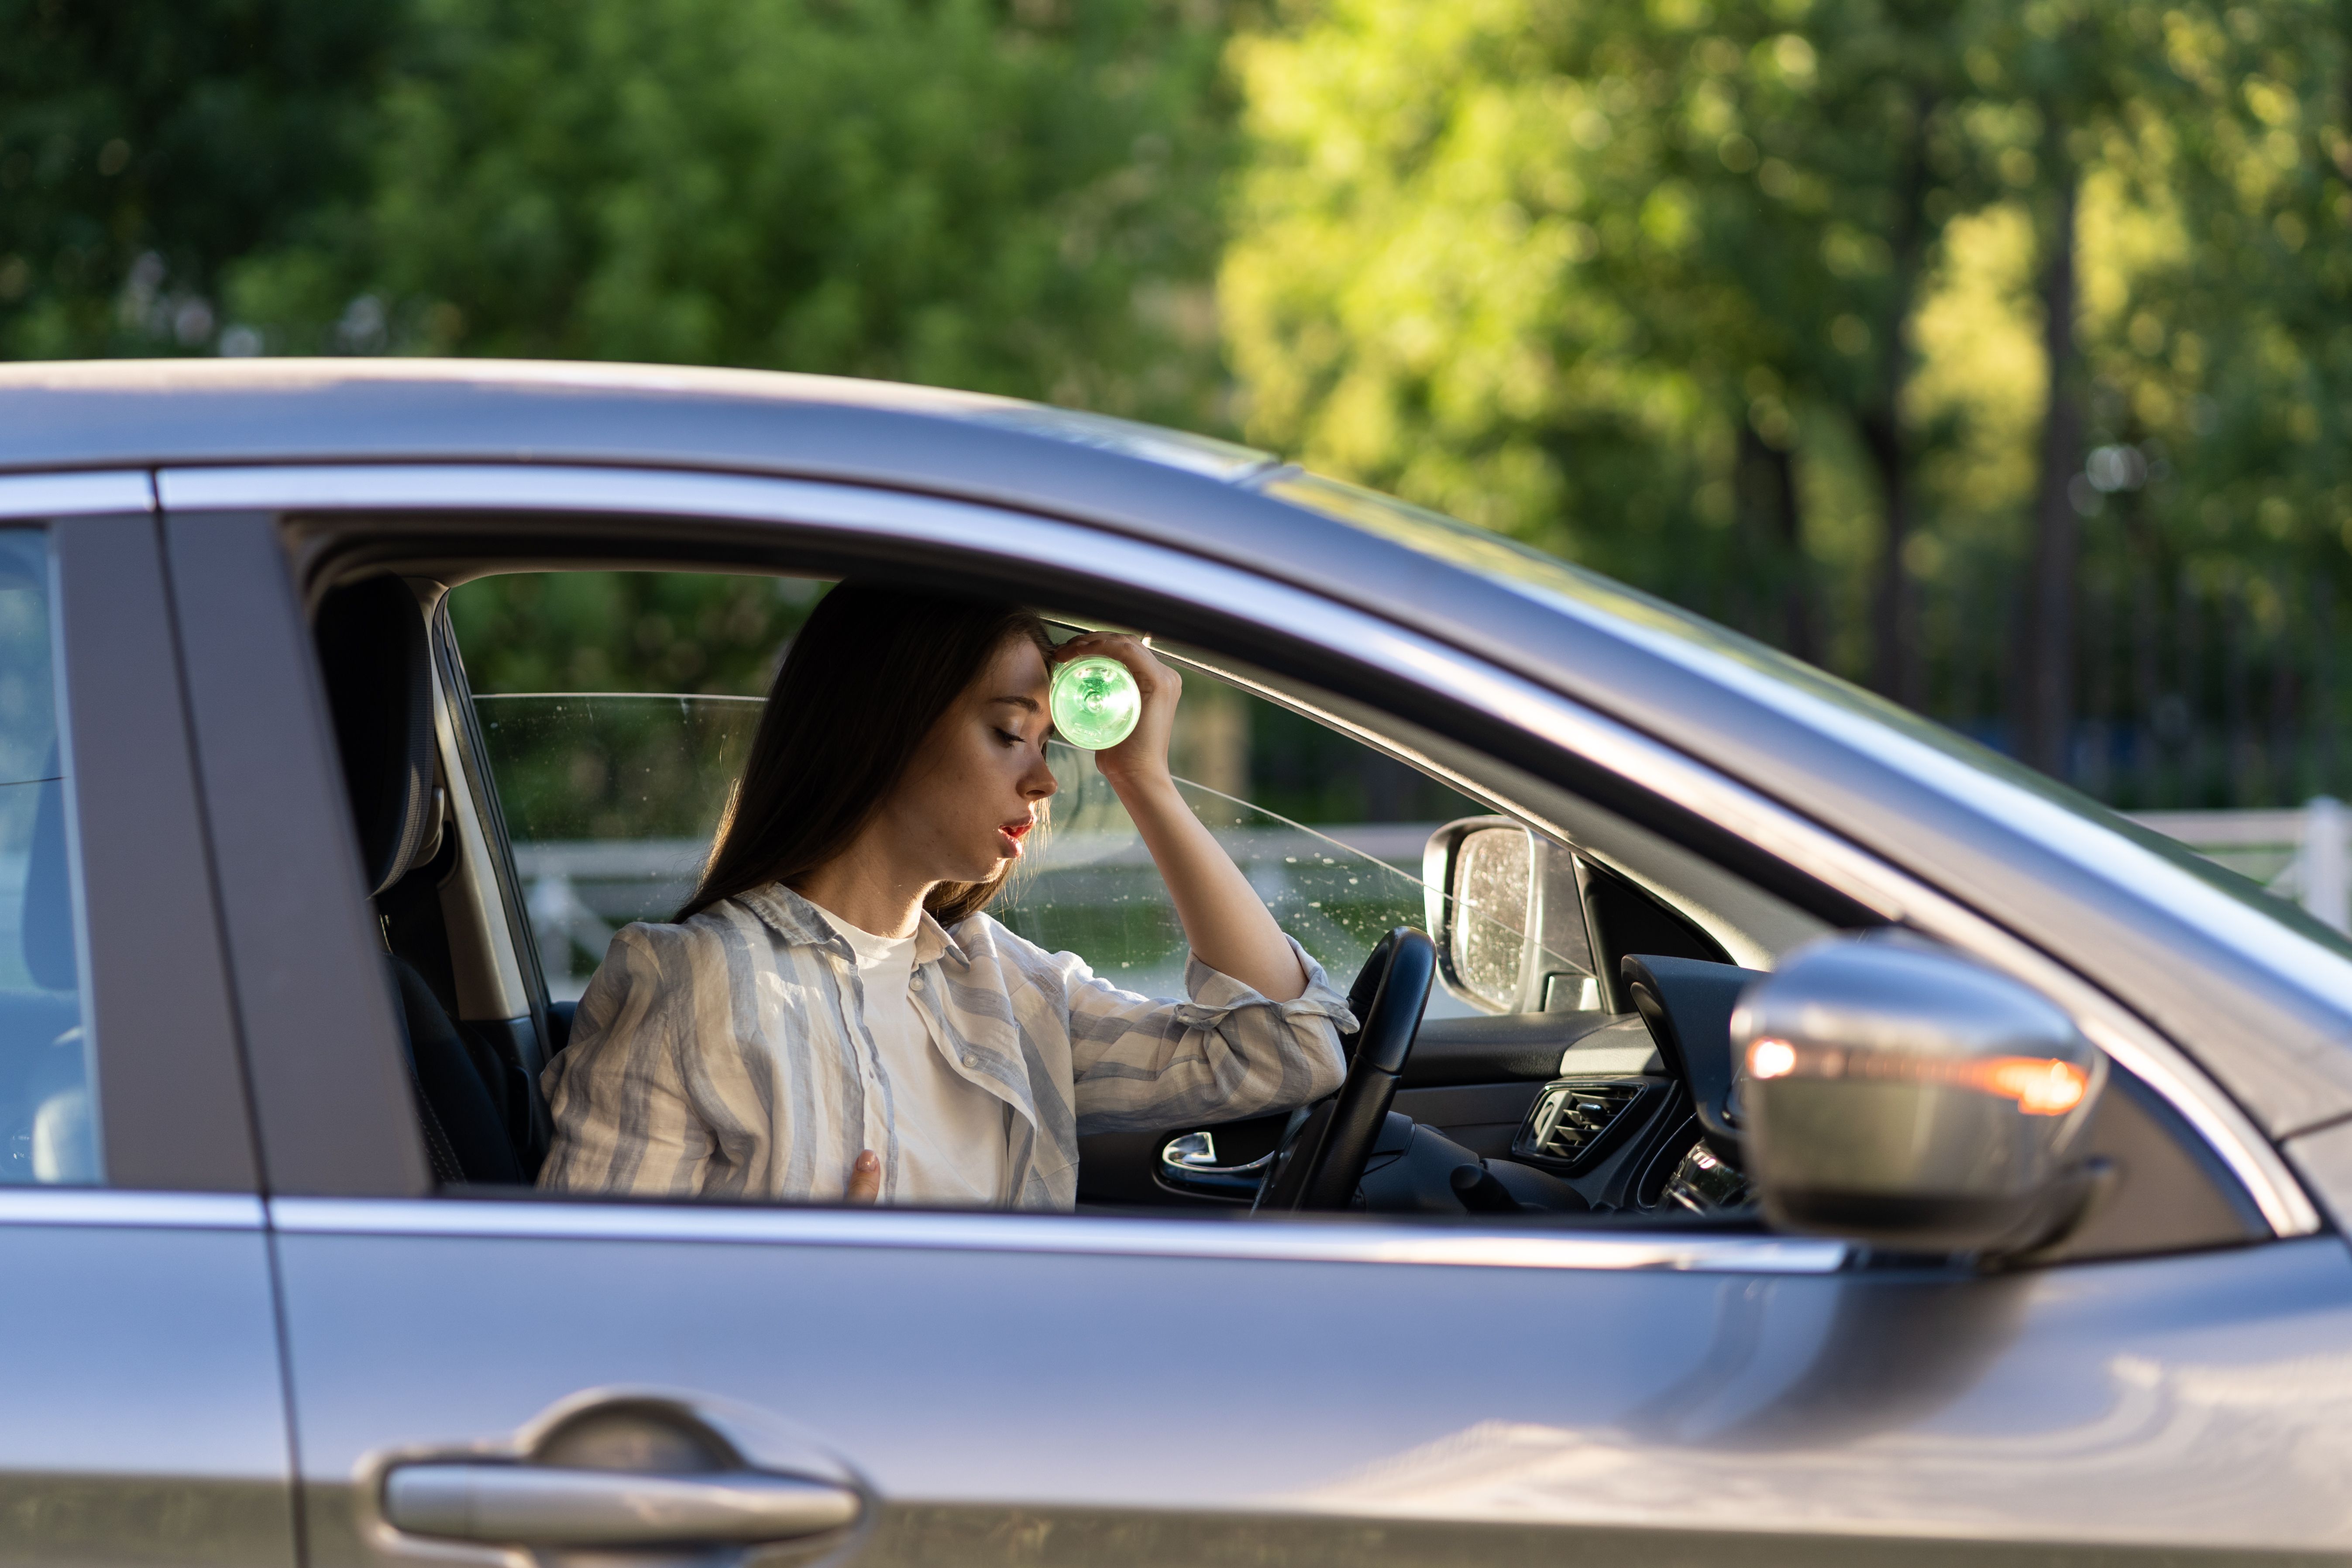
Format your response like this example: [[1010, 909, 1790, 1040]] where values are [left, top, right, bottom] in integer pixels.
[[1423, 818, 1596, 1014], [1733, 935, 2107, 1255]]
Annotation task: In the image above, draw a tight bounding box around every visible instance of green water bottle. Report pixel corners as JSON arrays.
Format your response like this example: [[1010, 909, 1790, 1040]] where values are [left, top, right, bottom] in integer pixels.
[[1050, 655, 1142, 750]]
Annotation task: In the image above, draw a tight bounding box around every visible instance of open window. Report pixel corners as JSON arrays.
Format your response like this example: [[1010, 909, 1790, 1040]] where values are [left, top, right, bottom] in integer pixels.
[[294, 529, 2267, 1259]]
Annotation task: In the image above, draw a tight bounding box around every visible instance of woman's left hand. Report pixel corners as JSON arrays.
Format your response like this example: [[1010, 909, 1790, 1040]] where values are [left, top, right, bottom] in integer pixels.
[[1050, 630, 1305, 1001], [1051, 631, 1179, 794]]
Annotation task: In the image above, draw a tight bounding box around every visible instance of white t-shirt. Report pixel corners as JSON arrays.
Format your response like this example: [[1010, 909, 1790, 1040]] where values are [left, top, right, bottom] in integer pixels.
[[815, 906, 1010, 1207]]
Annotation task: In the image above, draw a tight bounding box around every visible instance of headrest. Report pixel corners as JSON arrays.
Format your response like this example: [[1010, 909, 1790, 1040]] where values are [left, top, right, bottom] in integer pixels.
[[315, 576, 438, 897]]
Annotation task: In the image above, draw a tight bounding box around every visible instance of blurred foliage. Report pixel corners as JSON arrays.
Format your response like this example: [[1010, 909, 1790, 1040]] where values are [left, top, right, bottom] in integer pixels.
[[475, 693, 760, 846], [1247, 702, 1475, 824], [221, 0, 1231, 423], [12, 0, 2352, 807], [1224, 0, 1975, 568], [450, 572, 818, 857], [1223, 0, 2352, 763], [0, 0, 395, 359], [448, 571, 825, 697]]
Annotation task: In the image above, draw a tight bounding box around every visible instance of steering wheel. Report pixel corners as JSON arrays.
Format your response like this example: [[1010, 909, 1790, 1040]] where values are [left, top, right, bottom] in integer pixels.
[[1258, 928, 1437, 1212]]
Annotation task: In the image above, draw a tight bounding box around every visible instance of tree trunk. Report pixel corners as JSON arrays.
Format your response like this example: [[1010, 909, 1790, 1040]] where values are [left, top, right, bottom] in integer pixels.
[[1864, 88, 1935, 706], [2024, 132, 2084, 778], [1861, 408, 1916, 703], [1736, 423, 1815, 662]]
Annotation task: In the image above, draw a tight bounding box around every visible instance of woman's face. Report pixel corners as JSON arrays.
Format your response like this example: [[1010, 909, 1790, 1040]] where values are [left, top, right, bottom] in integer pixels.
[[878, 634, 1059, 886]]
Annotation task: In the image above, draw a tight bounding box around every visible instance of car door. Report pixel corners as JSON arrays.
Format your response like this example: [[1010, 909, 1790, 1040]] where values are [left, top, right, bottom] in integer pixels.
[[0, 474, 293, 1568], [159, 463, 2352, 1568]]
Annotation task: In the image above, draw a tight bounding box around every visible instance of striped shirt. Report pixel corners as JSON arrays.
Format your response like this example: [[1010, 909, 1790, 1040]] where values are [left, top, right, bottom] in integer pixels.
[[538, 882, 1354, 1210]]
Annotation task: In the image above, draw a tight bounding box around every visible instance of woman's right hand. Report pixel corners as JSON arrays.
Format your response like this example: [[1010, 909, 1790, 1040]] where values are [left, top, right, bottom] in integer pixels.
[[1052, 631, 1180, 796], [847, 1148, 880, 1204]]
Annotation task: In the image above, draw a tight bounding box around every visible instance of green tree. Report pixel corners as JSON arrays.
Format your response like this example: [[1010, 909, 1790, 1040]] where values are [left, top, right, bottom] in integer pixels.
[[220, 0, 1242, 746], [448, 571, 825, 697], [1222, 0, 2008, 688], [1223, 0, 2352, 801], [0, 0, 395, 359], [227, 0, 1232, 422]]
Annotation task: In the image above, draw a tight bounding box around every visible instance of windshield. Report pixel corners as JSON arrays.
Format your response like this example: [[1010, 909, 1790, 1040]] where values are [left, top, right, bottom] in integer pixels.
[[1259, 469, 2352, 997]]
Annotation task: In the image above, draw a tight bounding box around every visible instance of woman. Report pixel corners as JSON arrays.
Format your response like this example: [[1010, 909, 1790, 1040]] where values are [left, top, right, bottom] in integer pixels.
[[538, 581, 1353, 1209]]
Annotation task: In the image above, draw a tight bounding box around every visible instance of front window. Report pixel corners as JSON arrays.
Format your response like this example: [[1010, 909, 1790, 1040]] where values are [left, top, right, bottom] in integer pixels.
[[273, 500, 2263, 1265]]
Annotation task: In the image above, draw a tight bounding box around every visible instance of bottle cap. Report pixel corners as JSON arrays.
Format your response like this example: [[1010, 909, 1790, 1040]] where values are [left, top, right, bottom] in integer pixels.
[[1049, 655, 1142, 750]]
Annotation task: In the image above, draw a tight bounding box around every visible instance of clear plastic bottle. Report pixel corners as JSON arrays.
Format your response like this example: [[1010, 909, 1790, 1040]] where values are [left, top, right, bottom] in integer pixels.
[[1049, 655, 1142, 750]]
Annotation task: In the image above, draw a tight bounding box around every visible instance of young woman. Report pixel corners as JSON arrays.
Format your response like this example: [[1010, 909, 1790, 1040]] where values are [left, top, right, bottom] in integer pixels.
[[538, 581, 1354, 1208]]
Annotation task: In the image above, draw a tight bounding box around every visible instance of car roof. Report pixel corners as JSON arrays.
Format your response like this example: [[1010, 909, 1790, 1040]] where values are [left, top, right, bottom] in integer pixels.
[[6, 357, 2350, 1137], [0, 356, 1279, 481]]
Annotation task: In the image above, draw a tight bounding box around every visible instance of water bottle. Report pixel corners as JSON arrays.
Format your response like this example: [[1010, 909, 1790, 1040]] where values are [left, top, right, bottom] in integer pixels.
[[1049, 655, 1142, 750]]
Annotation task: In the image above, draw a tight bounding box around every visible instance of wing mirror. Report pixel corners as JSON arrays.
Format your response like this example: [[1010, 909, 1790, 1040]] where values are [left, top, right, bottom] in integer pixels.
[[1423, 818, 1597, 1014], [1733, 935, 2108, 1255]]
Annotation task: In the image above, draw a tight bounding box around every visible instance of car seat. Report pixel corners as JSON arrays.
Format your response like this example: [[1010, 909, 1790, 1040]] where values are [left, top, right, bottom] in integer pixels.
[[314, 575, 544, 1185]]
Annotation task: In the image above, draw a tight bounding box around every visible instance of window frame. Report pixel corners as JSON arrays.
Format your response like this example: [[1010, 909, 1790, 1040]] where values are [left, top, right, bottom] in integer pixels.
[[0, 473, 261, 1196], [151, 461, 2313, 1249]]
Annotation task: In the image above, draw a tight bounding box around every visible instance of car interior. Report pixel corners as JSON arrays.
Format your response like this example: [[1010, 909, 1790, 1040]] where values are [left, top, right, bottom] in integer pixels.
[[301, 535, 2276, 1262]]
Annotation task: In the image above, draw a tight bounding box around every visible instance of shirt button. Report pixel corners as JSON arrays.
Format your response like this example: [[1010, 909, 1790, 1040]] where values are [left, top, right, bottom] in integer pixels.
[[962, 1054, 980, 1069], [911, 974, 925, 991]]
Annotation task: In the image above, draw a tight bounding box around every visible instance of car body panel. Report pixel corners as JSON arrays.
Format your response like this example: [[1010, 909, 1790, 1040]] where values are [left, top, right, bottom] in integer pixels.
[[5, 359, 2341, 1142], [0, 481, 292, 1567], [1, 362, 2339, 1566], [268, 1199, 2352, 1561], [0, 1201, 296, 1568], [51, 508, 260, 1192], [162, 507, 429, 1198], [147, 458, 2314, 1234]]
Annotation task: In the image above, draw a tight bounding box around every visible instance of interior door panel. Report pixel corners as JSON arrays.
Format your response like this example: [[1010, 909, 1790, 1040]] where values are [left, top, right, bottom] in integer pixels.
[[1078, 1011, 1621, 1204]]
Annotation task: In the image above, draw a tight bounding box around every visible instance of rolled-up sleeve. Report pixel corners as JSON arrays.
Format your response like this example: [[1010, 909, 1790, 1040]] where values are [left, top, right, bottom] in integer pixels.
[[1062, 935, 1354, 1133], [538, 924, 716, 1196]]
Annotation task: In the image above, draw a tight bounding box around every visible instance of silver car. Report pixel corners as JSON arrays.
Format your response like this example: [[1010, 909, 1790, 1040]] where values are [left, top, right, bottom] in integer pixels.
[[3, 358, 2349, 1568]]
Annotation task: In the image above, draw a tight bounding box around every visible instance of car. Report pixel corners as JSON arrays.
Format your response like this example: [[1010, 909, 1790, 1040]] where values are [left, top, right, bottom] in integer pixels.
[[3, 356, 2349, 1567]]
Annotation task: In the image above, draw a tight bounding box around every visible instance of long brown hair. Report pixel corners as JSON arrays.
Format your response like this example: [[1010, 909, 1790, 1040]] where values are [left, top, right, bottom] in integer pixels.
[[678, 580, 1052, 925]]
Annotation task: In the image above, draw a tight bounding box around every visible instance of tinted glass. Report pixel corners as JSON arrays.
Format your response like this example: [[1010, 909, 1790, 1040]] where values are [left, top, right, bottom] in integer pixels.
[[0, 531, 94, 1184], [475, 693, 759, 997]]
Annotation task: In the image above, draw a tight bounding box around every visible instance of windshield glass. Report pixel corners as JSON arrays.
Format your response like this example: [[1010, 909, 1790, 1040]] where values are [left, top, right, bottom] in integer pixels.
[[1260, 469, 2352, 983]]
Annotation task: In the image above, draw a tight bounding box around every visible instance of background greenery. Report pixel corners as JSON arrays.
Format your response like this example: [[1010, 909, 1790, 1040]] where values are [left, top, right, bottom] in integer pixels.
[[8, 0, 2350, 807]]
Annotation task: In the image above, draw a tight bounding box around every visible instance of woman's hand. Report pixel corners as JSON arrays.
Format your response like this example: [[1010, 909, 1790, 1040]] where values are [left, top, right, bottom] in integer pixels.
[[1050, 631, 1179, 794], [1050, 630, 1307, 1003], [846, 1148, 880, 1203]]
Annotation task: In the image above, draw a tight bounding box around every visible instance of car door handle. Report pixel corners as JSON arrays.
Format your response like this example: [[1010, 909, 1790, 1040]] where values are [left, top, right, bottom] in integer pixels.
[[382, 1462, 861, 1546]]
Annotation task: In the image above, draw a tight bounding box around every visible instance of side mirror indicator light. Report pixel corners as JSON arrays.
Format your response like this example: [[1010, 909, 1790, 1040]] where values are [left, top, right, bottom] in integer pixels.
[[1745, 1039, 2088, 1116]]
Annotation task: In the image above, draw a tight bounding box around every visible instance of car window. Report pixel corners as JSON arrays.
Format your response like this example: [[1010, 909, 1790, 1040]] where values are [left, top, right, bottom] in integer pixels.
[[452, 573, 1592, 1015], [476, 691, 761, 996], [0, 530, 94, 1184]]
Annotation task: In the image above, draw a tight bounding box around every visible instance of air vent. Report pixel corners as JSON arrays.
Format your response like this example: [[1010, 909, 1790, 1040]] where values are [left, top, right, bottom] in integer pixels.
[[1516, 1080, 1646, 1172]]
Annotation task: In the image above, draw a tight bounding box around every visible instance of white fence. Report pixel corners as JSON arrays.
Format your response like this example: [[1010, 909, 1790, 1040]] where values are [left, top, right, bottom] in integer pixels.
[[512, 805, 2352, 997], [2129, 798, 2352, 933]]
